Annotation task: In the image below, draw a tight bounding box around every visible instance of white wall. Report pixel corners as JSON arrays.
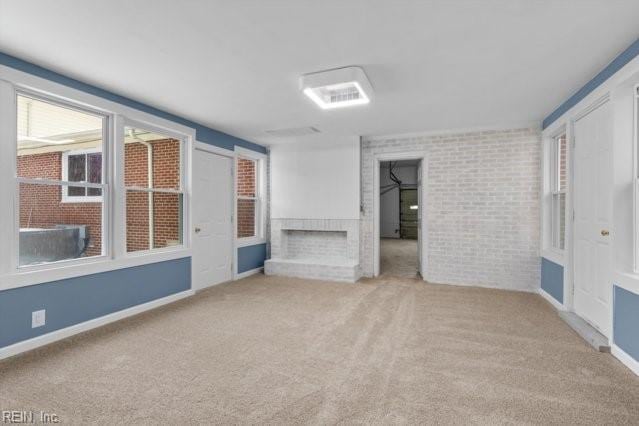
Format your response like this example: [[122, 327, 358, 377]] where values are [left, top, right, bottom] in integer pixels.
[[380, 164, 417, 238], [361, 128, 541, 291], [270, 135, 360, 220]]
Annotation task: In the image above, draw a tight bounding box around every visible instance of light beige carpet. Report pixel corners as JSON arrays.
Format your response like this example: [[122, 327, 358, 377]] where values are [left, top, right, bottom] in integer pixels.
[[380, 238, 419, 277], [1, 274, 638, 424]]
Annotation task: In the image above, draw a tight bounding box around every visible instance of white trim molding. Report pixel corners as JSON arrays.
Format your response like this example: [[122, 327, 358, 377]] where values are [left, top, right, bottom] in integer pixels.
[[194, 141, 234, 158], [233, 146, 268, 278], [611, 344, 639, 376], [0, 289, 195, 361], [538, 288, 566, 311], [372, 150, 428, 279], [236, 266, 263, 280]]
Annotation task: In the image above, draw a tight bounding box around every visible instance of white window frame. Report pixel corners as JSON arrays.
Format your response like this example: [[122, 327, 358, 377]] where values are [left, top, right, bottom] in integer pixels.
[[549, 131, 567, 251], [234, 146, 266, 247], [14, 89, 111, 270], [541, 124, 568, 264], [121, 118, 189, 256], [0, 63, 194, 291], [633, 84, 639, 272], [61, 147, 104, 203]]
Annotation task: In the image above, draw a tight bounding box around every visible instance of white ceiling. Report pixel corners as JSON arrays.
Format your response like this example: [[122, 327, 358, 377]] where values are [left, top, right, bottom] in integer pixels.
[[1, 1, 638, 147]]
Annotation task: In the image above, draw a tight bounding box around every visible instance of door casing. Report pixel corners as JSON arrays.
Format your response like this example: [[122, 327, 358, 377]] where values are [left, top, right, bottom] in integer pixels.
[[571, 96, 614, 337], [373, 151, 428, 278], [192, 143, 234, 290]]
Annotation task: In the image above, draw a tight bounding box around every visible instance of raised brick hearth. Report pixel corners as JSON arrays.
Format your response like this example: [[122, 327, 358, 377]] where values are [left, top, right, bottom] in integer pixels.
[[265, 219, 360, 282]]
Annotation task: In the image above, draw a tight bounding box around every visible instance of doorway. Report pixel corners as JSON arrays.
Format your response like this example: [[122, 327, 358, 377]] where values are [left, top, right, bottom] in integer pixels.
[[192, 147, 234, 290], [378, 159, 422, 278]]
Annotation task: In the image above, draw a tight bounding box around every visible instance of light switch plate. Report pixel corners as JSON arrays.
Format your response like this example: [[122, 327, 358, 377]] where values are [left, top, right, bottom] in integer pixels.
[[32, 309, 46, 328]]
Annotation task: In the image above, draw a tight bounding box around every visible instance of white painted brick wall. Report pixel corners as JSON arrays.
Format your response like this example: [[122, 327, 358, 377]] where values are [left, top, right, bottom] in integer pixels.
[[266, 219, 360, 282], [361, 128, 541, 291], [285, 230, 348, 260]]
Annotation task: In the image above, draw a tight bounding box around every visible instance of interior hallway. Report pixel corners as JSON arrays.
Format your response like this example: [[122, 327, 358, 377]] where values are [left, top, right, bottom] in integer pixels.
[[1, 274, 638, 424], [380, 238, 419, 277]]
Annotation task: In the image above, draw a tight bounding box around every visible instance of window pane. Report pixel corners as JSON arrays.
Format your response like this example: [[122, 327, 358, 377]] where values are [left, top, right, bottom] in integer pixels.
[[124, 127, 181, 190], [126, 190, 183, 252], [558, 134, 567, 191], [551, 194, 559, 249], [68, 154, 86, 196], [237, 158, 256, 197], [559, 192, 566, 250], [87, 153, 102, 196], [19, 182, 103, 266], [237, 198, 256, 238], [17, 95, 103, 181]]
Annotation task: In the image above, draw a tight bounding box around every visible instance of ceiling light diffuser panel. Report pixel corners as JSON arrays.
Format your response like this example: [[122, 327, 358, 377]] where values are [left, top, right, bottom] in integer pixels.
[[300, 66, 373, 110]]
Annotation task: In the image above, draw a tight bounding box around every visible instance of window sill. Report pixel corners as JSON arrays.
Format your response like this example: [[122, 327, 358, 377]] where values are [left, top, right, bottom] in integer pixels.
[[541, 249, 564, 266], [236, 237, 266, 248], [0, 248, 192, 292]]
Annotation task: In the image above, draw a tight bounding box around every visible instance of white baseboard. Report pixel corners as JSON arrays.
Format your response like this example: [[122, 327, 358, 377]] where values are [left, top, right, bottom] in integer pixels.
[[538, 288, 566, 311], [235, 267, 263, 280], [0, 289, 195, 361], [612, 344, 639, 376], [422, 279, 538, 294]]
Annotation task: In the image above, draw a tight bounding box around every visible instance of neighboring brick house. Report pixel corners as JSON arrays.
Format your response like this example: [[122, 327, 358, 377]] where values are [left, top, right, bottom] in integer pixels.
[[18, 151, 103, 257], [124, 139, 181, 252], [18, 138, 181, 257]]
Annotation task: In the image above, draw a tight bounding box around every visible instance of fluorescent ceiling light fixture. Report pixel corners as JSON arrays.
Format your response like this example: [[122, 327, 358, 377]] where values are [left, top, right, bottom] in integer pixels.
[[410, 205, 418, 210], [300, 66, 373, 110]]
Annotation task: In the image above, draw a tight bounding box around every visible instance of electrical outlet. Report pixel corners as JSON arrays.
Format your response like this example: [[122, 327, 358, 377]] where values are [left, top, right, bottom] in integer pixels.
[[32, 309, 46, 328]]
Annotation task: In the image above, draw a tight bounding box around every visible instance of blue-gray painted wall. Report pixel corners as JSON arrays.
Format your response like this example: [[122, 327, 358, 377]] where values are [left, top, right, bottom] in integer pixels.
[[541, 257, 564, 304], [0, 258, 191, 348], [238, 243, 267, 273], [0, 51, 267, 154], [0, 51, 269, 349], [543, 37, 639, 129], [542, 38, 639, 367], [613, 285, 639, 362]]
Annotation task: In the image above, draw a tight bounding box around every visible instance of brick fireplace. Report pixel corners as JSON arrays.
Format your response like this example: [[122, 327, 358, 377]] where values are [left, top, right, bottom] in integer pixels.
[[265, 219, 360, 282]]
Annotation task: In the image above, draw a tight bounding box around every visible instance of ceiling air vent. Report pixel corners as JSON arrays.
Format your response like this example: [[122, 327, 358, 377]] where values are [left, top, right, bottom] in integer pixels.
[[300, 66, 373, 110], [265, 126, 320, 138]]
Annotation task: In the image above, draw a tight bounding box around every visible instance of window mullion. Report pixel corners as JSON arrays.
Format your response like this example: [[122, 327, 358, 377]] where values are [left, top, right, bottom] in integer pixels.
[[0, 80, 15, 275], [112, 115, 126, 258]]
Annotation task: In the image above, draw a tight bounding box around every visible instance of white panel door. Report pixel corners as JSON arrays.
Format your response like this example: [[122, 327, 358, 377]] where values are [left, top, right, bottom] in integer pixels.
[[572, 101, 613, 337], [192, 149, 233, 290]]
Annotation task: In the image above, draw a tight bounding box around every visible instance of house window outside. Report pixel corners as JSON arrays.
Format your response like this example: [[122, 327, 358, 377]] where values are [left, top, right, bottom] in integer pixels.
[[124, 126, 184, 253], [62, 149, 103, 202], [237, 157, 259, 239], [16, 94, 106, 266], [550, 132, 567, 250]]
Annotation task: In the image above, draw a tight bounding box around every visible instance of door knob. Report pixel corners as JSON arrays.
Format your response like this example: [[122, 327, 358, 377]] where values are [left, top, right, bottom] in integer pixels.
[[601, 230, 609, 236], [195, 227, 201, 234]]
